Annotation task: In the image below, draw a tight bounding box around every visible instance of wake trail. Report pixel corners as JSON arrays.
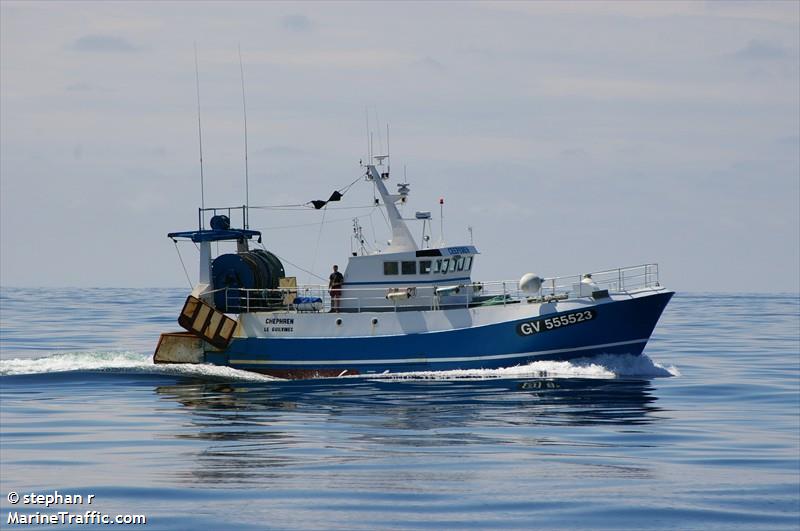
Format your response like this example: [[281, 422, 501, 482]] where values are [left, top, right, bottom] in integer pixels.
[[0, 351, 280, 381], [1, 351, 679, 381]]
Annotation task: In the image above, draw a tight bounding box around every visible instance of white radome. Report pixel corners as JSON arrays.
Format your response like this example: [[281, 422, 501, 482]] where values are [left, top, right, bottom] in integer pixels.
[[519, 273, 543, 293]]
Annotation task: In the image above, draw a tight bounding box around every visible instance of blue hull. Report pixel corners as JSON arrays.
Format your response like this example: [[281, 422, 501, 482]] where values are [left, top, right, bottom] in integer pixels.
[[207, 291, 673, 378]]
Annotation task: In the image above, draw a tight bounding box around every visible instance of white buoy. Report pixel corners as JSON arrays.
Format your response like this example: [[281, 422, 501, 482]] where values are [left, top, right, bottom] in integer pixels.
[[386, 287, 415, 300], [435, 285, 461, 296], [386, 291, 409, 300], [519, 273, 543, 293], [580, 273, 600, 295]]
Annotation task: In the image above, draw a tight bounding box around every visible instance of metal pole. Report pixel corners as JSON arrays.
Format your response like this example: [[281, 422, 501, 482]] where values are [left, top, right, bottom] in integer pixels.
[[194, 43, 205, 228], [238, 44, 250, 228]]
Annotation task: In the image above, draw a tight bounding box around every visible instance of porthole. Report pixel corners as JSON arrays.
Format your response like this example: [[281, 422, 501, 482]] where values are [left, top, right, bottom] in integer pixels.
[[336, 318, 343, 326]]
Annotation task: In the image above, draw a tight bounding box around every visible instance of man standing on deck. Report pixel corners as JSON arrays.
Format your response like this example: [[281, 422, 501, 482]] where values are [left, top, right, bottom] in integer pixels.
[[329, 264, 344, 312]]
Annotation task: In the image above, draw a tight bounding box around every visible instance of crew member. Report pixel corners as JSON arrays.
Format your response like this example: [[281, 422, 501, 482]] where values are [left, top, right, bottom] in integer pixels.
[[329, 264, 344, 312]]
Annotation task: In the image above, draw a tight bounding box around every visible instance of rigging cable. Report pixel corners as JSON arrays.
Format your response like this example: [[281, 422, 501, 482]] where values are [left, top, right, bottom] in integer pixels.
[[173, 241, 194, 288], [249, 204, 375, 212], [376, 202, 391, 232], [255, 208, 378, 231], [248, 203, 310, 210], [308, 205, 329, 283], [258, 243, 327, 283], [338, 173, 364, 194], [368, 208, 379, 249], [248, 173, 365, 211]]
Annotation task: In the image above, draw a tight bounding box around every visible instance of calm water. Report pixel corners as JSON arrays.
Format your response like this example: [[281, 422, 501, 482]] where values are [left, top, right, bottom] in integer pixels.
[[1, 288, 798, 530]]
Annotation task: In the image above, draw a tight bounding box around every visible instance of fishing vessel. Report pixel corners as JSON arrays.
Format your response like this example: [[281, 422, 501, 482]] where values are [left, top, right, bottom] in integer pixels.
[[153, 157, 673, 379]]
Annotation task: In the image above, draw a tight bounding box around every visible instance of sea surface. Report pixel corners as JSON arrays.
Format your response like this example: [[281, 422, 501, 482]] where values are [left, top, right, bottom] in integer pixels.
[[0, 288, 798, 530]]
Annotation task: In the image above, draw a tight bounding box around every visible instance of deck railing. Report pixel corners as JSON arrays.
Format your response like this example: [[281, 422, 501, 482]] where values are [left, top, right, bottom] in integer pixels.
[[209, 263, 661, 314]]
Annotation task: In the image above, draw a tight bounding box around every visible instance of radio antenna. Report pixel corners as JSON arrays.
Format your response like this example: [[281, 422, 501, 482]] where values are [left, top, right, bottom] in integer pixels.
[[439, 197, 445, 246], [238, 43, 250, 229], [386, 123, 390, 172], [375, 109, 383, 157], [193, 42, 206, 228], [365, 107, 370, 162]]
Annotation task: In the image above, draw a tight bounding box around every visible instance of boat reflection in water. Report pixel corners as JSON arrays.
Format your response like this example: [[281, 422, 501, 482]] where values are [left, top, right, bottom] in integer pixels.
[[154, 377, 662, 485]]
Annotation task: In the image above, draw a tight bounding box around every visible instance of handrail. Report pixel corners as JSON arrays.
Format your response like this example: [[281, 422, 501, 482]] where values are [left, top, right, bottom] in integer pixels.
[[205, 263, 661, 314], [198, 204, 248, 231]]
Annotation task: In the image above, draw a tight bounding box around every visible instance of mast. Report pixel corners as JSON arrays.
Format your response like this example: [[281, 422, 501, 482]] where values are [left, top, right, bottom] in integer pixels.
[[366, 164, 417, 252], [194, 43, 206, 229], [238, 44, 250, 228]]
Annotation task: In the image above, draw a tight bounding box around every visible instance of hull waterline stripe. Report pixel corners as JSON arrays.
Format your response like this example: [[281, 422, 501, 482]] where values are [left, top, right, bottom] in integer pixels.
[[228, 338, 649, 366]]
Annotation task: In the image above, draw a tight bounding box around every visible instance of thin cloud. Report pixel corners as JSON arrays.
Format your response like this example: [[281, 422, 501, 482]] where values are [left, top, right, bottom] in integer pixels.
[[255, 145, 307, 157], [457, 47, 495, 61], [244, 49, 412, 68], [415, 56, 446, 72], [559, 148, 591, 162], [64, 83, 114, 93], [65, 83, 94, 92], [69, 34, 139, 53], [281, 14, 312, 32], [731, 39, 789, 61]]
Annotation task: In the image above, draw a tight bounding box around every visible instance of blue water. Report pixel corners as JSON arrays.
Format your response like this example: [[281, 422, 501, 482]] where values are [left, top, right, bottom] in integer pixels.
[[1, 288, 798, 530]]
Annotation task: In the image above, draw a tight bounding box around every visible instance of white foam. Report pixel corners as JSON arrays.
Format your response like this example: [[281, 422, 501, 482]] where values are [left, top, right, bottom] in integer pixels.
[[0, 351, 280, 382], [0, 352, 678, 382], [361, 354, 679, 381]]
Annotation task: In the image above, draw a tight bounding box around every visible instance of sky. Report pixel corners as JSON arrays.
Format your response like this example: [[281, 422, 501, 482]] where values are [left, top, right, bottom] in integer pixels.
[[1, 1, 798, 292]]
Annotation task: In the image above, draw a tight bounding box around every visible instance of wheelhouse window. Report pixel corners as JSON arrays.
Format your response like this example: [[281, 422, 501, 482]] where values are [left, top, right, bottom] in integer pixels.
[[441, 258, 450, 274], [456, 256, 465, 271], [464, 256, 473, 271], [420, 260, 432, 274], [401, 261, 417, 275], [384, 261, 399, 275], [433, 259, 442, 273]]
